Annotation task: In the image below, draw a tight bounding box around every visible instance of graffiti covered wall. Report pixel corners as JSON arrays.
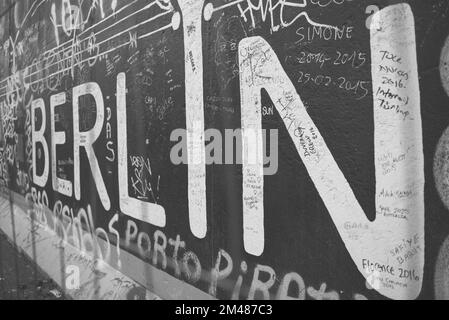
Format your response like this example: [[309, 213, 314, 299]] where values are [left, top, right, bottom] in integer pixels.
[[0, 0, 449, 300]]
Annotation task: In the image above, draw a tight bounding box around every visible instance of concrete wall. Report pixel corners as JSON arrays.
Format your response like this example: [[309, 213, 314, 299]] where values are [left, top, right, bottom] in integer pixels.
[[0, 0, 448, 300]]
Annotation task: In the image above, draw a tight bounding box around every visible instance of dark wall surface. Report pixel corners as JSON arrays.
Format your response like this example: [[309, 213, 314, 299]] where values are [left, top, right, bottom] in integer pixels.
[[0, 0, 449, 300]]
